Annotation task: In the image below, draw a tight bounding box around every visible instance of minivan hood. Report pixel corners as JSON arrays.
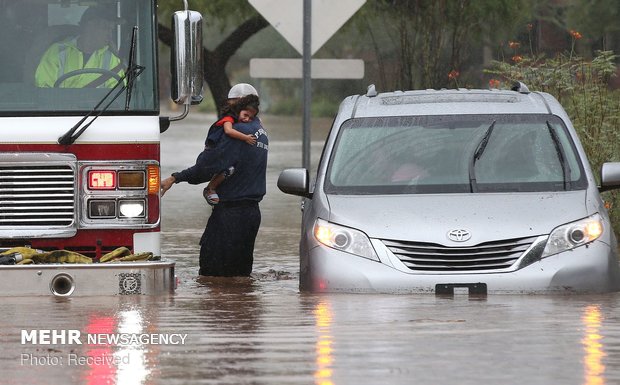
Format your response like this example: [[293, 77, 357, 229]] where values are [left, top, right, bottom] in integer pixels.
[[326, 192, 589, 245]]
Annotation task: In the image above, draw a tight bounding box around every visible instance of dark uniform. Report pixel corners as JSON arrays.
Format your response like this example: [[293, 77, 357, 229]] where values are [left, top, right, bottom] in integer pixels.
[[172, 118, 268, 276]]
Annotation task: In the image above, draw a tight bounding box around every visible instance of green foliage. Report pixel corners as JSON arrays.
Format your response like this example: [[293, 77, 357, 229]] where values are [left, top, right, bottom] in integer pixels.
[[266, 92, 339, 118], [311, 97, 339, 118], [155, 0, 620, 129], [485, 49, 620, 233], [157, 0, 259, 26], [268, 96, 300, 116], [354, 0, 533, 90], [566, 0, 620, 38]]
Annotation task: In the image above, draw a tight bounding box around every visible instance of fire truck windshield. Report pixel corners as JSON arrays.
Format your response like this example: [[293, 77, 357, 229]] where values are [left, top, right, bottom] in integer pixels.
[[0, 0, 158, 115]]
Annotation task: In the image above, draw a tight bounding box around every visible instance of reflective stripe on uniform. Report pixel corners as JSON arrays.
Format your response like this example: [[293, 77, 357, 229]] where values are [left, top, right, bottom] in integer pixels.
[[35, 39, 124, 88], [102, 50, 112, 70], [57, 43, 68, 81]]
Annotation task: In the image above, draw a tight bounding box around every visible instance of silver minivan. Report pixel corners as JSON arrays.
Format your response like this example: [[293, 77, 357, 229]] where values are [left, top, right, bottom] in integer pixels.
[[278, 85, 620, 294]]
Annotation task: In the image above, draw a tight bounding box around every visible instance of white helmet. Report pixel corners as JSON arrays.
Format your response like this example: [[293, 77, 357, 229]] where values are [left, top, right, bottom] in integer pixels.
[[228, 83, 259, 99]]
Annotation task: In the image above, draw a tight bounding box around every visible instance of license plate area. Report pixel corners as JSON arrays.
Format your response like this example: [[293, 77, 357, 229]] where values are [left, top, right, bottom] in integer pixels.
[[435, 283, 487, 296]]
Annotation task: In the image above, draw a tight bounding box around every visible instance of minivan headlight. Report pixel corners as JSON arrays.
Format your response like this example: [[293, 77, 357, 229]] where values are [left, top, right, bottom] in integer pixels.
[[541, 214, 604, 258], [313, 218, 379, 261]]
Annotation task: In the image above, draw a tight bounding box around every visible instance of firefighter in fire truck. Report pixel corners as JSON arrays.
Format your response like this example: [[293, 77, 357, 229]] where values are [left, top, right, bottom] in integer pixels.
[[34, 5, 125, 88]]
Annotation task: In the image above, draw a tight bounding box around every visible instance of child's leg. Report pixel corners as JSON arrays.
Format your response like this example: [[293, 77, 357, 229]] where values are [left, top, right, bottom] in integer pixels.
[[208, 172, 226, 192], [203, 172, 226, 205]]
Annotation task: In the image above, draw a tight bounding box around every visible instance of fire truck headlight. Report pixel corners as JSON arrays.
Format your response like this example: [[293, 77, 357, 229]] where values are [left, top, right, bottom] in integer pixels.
[[88, 200, 116, 218], [119, 200, 145, 218]]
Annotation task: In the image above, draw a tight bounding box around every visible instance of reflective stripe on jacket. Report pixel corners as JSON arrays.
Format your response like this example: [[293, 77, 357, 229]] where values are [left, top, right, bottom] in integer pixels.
[[35, 38, 124, 88]]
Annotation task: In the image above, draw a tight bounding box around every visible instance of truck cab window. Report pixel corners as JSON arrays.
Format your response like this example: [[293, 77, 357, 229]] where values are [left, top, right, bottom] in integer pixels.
[[0, 0, 157, 115]]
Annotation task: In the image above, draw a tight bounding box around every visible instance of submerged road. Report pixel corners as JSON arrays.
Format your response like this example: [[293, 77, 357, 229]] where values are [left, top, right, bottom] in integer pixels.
[[2, 113, 620, 385]]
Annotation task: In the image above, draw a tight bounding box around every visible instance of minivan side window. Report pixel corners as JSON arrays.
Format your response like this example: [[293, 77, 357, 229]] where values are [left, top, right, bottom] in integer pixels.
[[325, 114, 586, 194]]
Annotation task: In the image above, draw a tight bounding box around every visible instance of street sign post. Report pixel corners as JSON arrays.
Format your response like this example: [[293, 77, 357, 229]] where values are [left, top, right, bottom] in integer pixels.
[[248, 0, 366, 169], [248, 0, 366, 56], [249, 59, 364, 79]]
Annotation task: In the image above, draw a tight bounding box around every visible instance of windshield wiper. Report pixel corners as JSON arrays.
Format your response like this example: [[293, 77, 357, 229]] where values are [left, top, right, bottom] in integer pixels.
[[468, 121, 496, 192], [546, 121, 571, 190], [58, 27, 145, 146], [125, 26, 139, 111]]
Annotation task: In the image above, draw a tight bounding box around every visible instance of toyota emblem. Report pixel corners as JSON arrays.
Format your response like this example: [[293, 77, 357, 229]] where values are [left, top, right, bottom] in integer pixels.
[[447, 229, 471, 242]]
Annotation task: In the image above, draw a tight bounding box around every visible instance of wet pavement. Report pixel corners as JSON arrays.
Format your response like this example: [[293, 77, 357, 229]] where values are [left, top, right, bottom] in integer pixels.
[[2, 113, 620, 385]]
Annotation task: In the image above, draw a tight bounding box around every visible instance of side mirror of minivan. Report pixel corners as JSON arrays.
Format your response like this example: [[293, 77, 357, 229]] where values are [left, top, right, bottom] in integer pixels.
[[599, 162, 620, 192], [278, 168, 312, 198]]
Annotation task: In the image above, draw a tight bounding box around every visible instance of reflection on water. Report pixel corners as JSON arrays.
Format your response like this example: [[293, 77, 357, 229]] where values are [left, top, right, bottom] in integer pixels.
[[582, 305, 605, 385], [116, 310, 150, 385], [79, 304, 155, 384], [84, 315, 116, 385], [314, 299, 334, 385], [191, 276, 264, 381]]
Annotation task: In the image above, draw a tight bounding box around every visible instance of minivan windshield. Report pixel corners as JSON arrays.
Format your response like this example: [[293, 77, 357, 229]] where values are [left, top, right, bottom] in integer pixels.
[[0, 0, 157, 116], [325, 114, 587, 194]]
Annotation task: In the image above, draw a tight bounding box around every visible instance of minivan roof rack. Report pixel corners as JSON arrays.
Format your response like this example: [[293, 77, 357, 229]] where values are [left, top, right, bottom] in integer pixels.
[[511, 81, 530, 94], [366, 84, 378, 97]]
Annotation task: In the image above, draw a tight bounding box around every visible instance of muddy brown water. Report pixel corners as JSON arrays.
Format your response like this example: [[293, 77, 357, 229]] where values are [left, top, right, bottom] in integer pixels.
[[2, 114, 620, 385]]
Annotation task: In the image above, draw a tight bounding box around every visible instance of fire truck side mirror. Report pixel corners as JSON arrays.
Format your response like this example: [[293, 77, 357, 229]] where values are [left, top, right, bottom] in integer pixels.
[[171, 9, 204, 106]]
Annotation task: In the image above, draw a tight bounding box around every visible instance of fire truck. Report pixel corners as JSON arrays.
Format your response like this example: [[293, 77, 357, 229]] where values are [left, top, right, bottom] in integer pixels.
[[0, 0, 203, 295]]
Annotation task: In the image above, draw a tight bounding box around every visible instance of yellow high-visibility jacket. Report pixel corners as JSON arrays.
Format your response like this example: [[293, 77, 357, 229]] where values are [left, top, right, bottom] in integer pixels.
[[35, 38, 124, 88]]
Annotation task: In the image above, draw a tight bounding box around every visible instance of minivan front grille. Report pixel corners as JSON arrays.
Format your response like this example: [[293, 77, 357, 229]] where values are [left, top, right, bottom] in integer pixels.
[[382, 236, 538, 272], [0, 165, 75, 226]]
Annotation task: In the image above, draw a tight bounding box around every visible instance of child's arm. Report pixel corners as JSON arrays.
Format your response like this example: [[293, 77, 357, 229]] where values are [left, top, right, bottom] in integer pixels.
[[223, 121, 257, 145]]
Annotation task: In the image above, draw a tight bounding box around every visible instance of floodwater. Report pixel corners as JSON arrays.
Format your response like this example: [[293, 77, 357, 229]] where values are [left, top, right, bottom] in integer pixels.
[[2, 113, 620, 385]]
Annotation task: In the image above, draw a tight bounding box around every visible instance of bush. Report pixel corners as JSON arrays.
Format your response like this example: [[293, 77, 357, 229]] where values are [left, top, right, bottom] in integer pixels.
[[485, 49, 620, 234], [310, 96, 340, 118], [266, 94, 340, 118]]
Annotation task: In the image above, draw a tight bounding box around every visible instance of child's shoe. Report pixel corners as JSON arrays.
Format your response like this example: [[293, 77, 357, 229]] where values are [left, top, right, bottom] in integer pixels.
[[203, 187, 219, 206]]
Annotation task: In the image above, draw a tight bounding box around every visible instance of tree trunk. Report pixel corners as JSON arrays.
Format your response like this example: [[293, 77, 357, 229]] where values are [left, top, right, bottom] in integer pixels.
[[158, 15, 269, 112]]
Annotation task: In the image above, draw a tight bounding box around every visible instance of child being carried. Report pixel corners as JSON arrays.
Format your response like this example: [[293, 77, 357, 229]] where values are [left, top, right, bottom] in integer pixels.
[[203, 94, 260, 205]]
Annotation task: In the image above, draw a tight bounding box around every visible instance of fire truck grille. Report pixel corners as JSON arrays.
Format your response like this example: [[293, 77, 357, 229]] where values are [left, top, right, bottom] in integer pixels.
[[0, 165, 75, 226]]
